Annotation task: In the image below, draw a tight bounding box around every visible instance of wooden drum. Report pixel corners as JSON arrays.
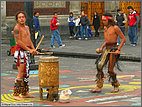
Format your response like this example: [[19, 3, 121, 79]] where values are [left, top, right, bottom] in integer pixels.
[[39, 56, 59, 101]]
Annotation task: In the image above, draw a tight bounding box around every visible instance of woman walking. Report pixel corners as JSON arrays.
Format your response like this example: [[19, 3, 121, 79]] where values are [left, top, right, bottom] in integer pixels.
[[93, 12, 100, 37]]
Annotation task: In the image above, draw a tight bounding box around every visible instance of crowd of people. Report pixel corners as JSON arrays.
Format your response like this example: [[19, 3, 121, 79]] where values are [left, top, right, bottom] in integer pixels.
[[33, 6, 139, 49], [68, 11, 100, 40]]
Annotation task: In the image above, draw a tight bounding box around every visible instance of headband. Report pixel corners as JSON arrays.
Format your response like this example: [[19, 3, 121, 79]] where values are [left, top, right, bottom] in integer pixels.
[[102, 16, 113, 20]]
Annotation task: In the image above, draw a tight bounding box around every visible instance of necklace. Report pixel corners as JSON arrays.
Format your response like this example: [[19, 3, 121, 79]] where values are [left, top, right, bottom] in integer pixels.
[[104, 24, 111, 31], [106, 24, 111, 28]]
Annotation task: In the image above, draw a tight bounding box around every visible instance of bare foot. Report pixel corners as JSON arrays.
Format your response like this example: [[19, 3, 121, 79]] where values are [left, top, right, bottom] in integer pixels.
[[89, 87, 102, 93], [13, 96, 24, 101], [111, 87, 119, 93], [22, 94, 35, 98]]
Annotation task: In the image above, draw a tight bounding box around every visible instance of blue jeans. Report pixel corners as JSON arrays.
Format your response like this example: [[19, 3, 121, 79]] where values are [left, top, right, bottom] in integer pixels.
[[87, 29, 93, 37], [80, 25, 87, 38], [50, 29, 62, 47], [76, 26, 81, 37], [128, 26, 138, 44], [117, 27, 125, 44]]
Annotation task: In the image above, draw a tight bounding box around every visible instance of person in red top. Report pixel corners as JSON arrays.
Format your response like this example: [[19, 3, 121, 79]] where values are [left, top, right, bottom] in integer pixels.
[[127, 6, 139, 46], [50, 12, 65, 48]]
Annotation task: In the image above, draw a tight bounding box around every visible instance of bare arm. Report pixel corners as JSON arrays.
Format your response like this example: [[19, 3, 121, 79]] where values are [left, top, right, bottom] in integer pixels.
[[122, 14, 127, 24], [27, 26, 35, 49], [100, 42, 106, 50], [14, 28, 31, 51], [114, 26, 126, 51], [114, 15, 117, 23]]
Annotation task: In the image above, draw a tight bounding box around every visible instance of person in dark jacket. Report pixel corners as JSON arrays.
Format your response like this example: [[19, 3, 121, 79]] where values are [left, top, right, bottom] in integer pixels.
[[68, 12, 75, 39], [93, 12, 100, 37], [114, 9, 127, 46], [33, 11, 41, 46], [79, 11, 89, 40]]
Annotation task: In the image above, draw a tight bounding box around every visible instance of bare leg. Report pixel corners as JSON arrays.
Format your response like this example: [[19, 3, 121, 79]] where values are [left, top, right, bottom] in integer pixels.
[[22, 94, 35, 98], [89, 71, 103, 92], [108, 53, 120, 93], [13, 63, 25, 101]]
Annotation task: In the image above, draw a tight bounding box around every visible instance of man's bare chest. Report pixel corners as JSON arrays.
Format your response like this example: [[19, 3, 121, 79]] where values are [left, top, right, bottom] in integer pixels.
[[104, 28, 116, 38], [20, 28, 29, 38]]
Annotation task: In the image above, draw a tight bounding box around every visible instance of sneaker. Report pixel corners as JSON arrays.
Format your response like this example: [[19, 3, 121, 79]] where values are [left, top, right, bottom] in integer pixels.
[[132, 44, 136, 47], [117, 43, 120, 46], [69, 36, 73, 39], [59, 44, 65, 48], [50, 45, 55, 49], [85, 38, 88, 40], [78, 38, 82, 40]]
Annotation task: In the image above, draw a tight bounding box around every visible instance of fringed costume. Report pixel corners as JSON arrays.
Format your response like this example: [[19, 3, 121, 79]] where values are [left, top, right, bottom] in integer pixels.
[[13, 45, 30, 96], [95, 42, 120, 88]]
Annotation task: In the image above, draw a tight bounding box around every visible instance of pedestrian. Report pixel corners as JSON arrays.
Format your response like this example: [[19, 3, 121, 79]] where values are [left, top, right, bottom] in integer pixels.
[[13, 11, 39, 101], [90, 13, 126, 93], [127, 6, 139, 46], [92, 12, 100, 37], [33, 11, 42, 47], [114, 9, 127, 46], [74, 15, 81, 39], [87, 20, 93, 38], [79, 11, 89, 40], [50, 12, 65, 48], [68, 12, 75, 39]]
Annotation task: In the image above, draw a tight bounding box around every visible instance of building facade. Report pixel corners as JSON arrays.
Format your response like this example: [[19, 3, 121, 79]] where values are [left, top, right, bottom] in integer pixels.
[[1, 1, 141, 36]]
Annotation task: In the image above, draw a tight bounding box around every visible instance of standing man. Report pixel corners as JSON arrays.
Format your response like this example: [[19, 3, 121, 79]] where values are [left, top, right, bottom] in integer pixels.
[[127, 6, 139, 46], [33, 11, 41, 47], [13, 11, 39, 100], [114, 9, 127, 46], [79, 11, 89, 40], [50, 12, 65, 48], [90, 13, 126, 93]]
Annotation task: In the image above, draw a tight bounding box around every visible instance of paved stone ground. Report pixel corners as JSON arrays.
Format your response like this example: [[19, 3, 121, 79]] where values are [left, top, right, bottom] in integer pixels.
[[1, 54, 141, 106], [2, 31, 141, 59], [39, 31, 141, 61]]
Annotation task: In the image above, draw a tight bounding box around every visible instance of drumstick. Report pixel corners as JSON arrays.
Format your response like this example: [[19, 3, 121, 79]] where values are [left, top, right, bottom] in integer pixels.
[[108, 52, 126, 55], [37, 52, 53, 55], [41, 48, 51, 51], [32, 35, 44, 56], [11, 31, 14, 34], [35, 35, 44, 51]]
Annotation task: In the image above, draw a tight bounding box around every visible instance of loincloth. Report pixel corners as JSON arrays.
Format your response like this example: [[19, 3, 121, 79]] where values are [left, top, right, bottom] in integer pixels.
[[14, 45, 30, 81], [96, 42, 121, 71]]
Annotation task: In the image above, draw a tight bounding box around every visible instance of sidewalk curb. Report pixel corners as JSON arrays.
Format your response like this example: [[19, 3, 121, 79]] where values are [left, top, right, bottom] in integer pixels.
[[12, 51, 141, 70], [50, 51, 141, 62]]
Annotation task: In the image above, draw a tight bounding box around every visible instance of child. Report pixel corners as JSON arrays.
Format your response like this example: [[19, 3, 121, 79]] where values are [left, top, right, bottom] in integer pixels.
[[68, 12, 75, 39], [74, 15, 81, 39], [87, 20, 93, 38]]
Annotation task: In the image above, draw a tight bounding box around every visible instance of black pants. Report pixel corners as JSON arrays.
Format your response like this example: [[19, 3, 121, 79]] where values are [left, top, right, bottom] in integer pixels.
[[94, 26, 99, 36], [69, 26, 75, 36]]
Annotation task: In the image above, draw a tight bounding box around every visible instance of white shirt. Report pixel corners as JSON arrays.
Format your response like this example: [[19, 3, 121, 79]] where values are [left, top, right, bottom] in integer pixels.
[[74, 18, 80, 26]]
